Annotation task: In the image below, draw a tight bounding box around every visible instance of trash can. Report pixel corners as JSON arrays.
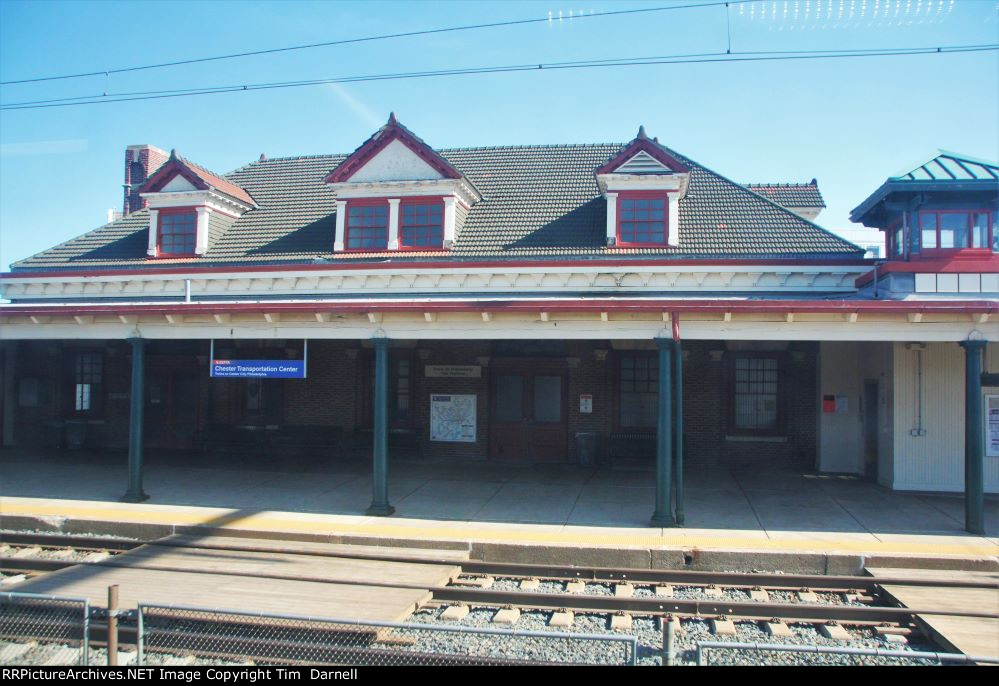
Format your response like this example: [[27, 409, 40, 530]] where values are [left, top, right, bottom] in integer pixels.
[[64, 420, 88, 450], [575, 431, 597, 467]]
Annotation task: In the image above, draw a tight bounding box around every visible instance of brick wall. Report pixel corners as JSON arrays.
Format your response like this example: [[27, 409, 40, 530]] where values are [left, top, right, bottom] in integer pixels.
[[3, 338, 818, 469], [124, 145, 169, 215]]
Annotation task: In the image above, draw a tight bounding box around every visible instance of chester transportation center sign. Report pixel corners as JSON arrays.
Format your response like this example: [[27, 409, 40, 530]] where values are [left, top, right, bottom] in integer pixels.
[[211, 359, 307, 379]]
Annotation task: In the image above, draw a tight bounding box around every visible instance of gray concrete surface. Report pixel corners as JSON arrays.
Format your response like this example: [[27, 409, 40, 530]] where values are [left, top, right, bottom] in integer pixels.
[[1, 447, 996, 538]]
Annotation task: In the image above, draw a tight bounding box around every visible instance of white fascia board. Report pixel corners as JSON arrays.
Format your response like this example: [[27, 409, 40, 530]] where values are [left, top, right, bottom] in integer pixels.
[[597, 172, 690, 199], [0, 318, 987, 343], [329, 178, 480, 207], [141, 189, 252, 216], [1, 263, 869, 285]]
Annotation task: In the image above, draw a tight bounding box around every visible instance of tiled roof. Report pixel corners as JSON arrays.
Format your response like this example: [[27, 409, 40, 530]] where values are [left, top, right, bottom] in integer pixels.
[[141, 152, 257, 207], [12, 142, 862, 270], [745, 182, 825, 209]]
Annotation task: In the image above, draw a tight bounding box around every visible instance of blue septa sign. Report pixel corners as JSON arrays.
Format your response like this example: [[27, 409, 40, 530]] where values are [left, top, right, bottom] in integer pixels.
[[211, 359, 306, 379]]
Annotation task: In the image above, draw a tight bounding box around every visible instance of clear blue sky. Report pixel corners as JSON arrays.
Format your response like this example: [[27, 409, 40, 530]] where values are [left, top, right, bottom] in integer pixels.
[[1, 0, 997, 268]]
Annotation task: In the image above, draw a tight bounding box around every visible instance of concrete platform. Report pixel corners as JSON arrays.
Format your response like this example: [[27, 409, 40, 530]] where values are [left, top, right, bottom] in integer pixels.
[[1, 448, 997, 573]]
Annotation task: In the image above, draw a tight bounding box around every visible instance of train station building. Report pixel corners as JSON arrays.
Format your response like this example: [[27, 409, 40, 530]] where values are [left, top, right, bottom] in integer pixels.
[[1, 117, 996, 532]]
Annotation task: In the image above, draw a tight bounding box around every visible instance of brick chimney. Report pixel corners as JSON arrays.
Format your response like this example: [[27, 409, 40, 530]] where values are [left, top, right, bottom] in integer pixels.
[[123, 144, 168, 215]]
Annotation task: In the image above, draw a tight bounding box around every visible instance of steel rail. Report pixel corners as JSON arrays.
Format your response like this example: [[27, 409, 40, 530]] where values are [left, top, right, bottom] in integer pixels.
[[6, 532, 995, 592], [429, 586, 999, 624], [0, 533, 140, 552], [5, 554, 980, 625]]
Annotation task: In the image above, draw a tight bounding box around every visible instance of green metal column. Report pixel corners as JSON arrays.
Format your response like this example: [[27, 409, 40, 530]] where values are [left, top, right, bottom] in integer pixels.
[[650, 337, 675, 527], [366, 337, 395, 516], [122, 338, 148, 503], [673, 339, 685, 526], [959, 339, 986, 535]]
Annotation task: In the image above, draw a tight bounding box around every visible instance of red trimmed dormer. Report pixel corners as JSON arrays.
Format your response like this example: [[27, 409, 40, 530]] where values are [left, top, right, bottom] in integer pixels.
[[325, 114, 480, 251], [596, 126, 691, 248], [138, 150, 256, 258]]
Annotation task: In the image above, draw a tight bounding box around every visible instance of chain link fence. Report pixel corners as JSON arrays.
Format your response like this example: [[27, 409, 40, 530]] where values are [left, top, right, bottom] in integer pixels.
[[0, 592, 90, 665], [138, 604, 637, 666]]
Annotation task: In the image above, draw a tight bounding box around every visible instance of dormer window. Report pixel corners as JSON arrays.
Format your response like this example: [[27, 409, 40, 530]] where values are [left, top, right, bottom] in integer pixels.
[[326, 114, 480, 253], [137, 149, 255, 258], [400, 199, 444, 249], [157, 208, 198, 255], [617, 193, 667, 246], [346, 202, 389, 250], [596, 126, 690, 248]]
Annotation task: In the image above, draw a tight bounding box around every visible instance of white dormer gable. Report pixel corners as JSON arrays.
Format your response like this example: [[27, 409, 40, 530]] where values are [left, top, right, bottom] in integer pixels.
[[161, 174, 199, 192], [348, 138, 445, 183], [615, 150, 673, 174]]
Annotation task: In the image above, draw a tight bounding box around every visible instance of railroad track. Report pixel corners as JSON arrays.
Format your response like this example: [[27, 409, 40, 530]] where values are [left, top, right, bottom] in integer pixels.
[[2, 531, 997, 665]]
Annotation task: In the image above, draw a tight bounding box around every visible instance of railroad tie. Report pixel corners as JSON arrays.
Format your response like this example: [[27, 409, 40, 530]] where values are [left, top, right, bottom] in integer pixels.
[[819, 623, 852, 641], [749, 587, 769, 602], [492, 607, 521, 625], [703, 585, 723, 598], [519, 578, 541, 591], [614, 582, 634, 598], [797, 589, 819, 603], [548, 610, 574, 628], [764, 620, 793, 638], [565, 580, 586, 594], [710, 618, 737, 636], [609, 613, 632, 631], [0, 575, 26, 586], [440, 604, 470, 621], [10, 546, 41, 559], [654, 585, 674, 598]]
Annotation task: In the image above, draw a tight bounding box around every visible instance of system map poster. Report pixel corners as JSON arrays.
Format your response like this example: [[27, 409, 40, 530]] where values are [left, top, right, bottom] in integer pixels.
[[430, 394, 476, 442]]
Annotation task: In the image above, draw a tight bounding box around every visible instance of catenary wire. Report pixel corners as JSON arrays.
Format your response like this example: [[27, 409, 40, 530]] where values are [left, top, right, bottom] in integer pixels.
[[1, 44, 994, 111], [0, 1, 760, 85]]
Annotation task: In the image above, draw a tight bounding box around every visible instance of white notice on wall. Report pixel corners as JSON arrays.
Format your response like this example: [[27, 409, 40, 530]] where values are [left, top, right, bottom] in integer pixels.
[[430, 394, 477, 443], [987, 395, 999, 458]]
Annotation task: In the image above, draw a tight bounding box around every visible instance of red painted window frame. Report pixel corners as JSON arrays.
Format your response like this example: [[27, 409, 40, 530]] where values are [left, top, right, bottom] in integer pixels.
[[615, 191, 669, 247], [398, 197, 447, 251], [917, 209, 995, 258], [155, 207, 198, 257], [343, 198, 391, 252]]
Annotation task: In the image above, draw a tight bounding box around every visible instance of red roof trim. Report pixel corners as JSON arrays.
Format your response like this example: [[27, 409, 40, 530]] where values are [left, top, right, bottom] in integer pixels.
[[138, 154, 256, 206], [139, 158, 209, 194], [855, 258, 999, 287], [1, 258, 874, 280], [324, 119, 462, 184], [1, 299, 994, 317], [595, 138, 690, 175]]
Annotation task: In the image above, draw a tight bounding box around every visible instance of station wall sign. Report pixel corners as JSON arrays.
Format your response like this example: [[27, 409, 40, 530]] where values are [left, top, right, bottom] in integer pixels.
[[211, 360, 306, 379], [425, 365, 481, 378]]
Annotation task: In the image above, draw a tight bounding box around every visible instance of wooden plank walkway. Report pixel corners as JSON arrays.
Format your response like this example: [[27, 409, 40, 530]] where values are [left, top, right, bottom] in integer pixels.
[[867, 567, 999, 661], [13, 537, 466, 623]]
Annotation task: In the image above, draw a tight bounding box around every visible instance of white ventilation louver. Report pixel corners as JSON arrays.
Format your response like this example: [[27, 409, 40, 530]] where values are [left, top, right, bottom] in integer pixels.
[[616, 150, 671, 174]]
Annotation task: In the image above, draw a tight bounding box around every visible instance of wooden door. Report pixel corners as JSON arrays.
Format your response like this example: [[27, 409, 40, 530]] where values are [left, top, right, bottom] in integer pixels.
[[146, 359, 200, 449], [489, 360, 567, 461]]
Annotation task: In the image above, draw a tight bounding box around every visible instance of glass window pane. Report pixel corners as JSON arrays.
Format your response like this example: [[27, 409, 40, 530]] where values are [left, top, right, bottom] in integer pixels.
[[533, 376, 562, 423], [972, 213, 989, 248], [495, 375, 524, 422], [939, 212, 969, 249]]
